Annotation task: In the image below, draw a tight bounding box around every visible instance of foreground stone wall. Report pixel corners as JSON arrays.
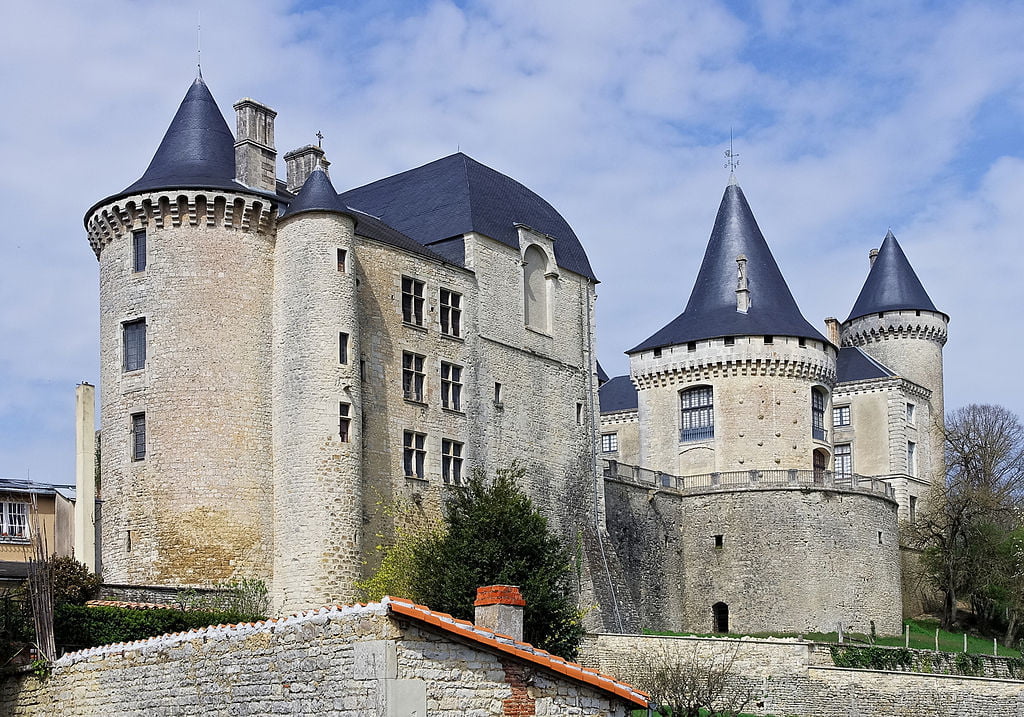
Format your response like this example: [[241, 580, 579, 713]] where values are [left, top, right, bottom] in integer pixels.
[[1, 605, 631, 717], [581, 634, 1024, 717]]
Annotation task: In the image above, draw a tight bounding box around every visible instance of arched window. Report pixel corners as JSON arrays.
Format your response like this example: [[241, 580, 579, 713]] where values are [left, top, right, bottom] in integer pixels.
[[523, 244, 549, 332], [811, 387, 826, 441], [680, 386, 714, 442], [712, 602, 729, 633]]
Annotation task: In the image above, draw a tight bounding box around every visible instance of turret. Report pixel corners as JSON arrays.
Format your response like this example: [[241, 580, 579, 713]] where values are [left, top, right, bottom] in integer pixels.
[[84, 77, 278, 587], [841, 231, 948, 487], [628, 178, 836, 477], [272, 165, 362, 610]]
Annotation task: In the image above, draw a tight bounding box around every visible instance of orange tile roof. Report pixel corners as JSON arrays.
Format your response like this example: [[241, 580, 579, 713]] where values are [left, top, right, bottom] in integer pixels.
[[86, 599, 178, 610], [384, 596, 649, 708]]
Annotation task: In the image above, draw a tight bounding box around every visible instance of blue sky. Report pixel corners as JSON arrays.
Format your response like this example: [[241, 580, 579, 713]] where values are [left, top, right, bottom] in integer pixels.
[[2, 0, 1023, 482]]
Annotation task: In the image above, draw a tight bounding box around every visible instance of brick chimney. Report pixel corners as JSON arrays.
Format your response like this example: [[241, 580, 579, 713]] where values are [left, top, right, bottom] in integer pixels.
[[474, 585, 525, 641], [233, 98, 278, 192], [824, 317, 841, 345]]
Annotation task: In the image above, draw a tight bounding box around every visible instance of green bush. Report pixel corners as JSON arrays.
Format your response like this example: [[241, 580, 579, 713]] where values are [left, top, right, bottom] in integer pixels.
[[55, 604, 257, 651], [50, 556, 101, 606]]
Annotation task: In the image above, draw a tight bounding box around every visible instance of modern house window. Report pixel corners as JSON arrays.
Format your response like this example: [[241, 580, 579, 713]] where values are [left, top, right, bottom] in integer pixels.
[[339, 332, 349, 365], [339, 402, 351, 442], [906, 403, 916, 424], [680, 386, 714, 442], [601, 433, 618, 453], [401, 276, 424, 326], [132, 229, 147, 272], [440, 361, 462, 411], [835, 443, 852, 478], [907, 441, 917, 477], [439, 288, 462, 337], [131, 412, 146, 461], [442, 439, 464, 485], [833, 405, 850, 427], [123, 318, 146, 372], [402, 352, 425, 402], [0, 502, 28, 541], [337, 248, 347, 272], [403, 431, 426, 479], [811, 388, 826, 441]]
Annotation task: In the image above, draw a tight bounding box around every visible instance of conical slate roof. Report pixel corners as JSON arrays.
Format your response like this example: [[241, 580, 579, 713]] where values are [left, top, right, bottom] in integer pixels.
[[629, 180, 827, 353], [122, 77, 241, 195], [282, 166, 349, 217], [845, 231, 941, 322]]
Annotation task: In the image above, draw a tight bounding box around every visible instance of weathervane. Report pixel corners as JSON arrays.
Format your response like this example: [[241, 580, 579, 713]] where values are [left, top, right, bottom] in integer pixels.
[[316, 131, 324, 148], [197, 11, 202, 79], [724, 128, 739, 172]]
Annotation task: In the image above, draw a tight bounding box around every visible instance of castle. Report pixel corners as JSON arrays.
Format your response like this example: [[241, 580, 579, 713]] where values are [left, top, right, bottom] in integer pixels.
[[84, 76, 946, 636]]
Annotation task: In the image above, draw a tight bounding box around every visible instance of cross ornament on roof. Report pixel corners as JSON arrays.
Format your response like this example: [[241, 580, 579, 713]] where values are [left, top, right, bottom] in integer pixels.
[[316, 131, 324, 148]]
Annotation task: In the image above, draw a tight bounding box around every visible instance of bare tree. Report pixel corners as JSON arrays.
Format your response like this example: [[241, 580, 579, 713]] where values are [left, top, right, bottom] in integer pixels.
[[634, 644, 759, 717]]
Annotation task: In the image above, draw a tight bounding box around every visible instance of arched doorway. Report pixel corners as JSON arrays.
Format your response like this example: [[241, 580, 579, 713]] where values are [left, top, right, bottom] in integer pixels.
[[813, 448, 828, 484], [712, 602, 729, 634]]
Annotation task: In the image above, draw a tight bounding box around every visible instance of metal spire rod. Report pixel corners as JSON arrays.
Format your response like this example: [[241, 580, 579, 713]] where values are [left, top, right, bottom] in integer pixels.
[[197, 10, 202, 78], [724, 128, 740, 172]]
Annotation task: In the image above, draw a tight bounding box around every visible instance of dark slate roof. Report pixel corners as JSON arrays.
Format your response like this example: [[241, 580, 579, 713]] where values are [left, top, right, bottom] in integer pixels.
[[0, 478, 73, 496], [349, 209, 452, 264], [599, 375, 638, 413], [629, 181, 827, 353], [338, 153, 596, 280], [281, 167, 349, 217], [596, 361, 610, 385], [835, 347, 896, 383], [846, 231, 942, 322], [122, 77, 244, 196]]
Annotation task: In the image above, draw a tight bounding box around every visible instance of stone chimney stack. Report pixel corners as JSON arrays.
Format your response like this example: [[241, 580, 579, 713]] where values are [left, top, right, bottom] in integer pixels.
[[74, 382, 96, 572], [824, 317, 841, 346], [474, 585, 525, 641], [233, 98, 278, 192], [285, 145, 330, 194], [869, 248, 879, 267]]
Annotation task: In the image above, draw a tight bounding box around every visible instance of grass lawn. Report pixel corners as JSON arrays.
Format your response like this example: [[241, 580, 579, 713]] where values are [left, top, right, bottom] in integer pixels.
[[643, 618, 1020, 658]]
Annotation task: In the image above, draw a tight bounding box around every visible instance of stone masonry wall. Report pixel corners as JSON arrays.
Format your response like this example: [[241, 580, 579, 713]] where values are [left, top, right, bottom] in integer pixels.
[[90, 191, 276, 587], [604, 479, 902, 635], [580, 634, 1024, 717], [1, 605, 631, 717]]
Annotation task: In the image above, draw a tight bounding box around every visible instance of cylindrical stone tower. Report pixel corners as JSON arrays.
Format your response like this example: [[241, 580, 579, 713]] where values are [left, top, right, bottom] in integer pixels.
[[272, 166, 363, 611], [85, 78, 278, 586]]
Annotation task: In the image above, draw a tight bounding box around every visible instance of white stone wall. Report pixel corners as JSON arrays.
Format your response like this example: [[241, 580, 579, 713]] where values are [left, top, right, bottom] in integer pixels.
[[599, 410, 640, 466], [272, 210, 362, 611], [0, 605, 632, 716], [89, 191, 276, 586]]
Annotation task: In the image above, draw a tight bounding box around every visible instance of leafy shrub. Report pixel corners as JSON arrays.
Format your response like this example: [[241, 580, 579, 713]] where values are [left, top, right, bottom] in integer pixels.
[[55, 604, 258, 651], [175, 578, 269, 621], [50, 556, 101, 607]]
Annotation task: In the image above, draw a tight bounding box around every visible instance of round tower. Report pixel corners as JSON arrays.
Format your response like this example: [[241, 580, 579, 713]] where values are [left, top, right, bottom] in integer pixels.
[[271, 166, 363, 611], [841, 231, 948, 486], [85, 77, 278, 587], [628, 178, 837, 478]]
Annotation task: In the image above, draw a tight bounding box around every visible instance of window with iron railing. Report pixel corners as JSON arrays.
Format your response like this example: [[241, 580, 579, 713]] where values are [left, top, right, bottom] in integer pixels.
[[811, 388, 827, 441], [680, 386, 714, 442]]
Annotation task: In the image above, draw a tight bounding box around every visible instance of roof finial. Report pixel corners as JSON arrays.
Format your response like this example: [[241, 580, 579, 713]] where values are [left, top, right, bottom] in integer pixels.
[[197, 10, 202, 79], [316, 130, 324, 148], [724, 127, 740, 184]]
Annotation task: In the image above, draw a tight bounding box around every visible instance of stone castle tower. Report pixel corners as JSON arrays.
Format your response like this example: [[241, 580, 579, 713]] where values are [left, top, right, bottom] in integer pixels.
[[85, 76, 608, 616]]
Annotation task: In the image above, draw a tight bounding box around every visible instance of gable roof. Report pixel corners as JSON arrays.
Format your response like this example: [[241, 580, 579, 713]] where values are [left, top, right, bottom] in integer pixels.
[[384, 596, 648, 708], [846, 231, 943, 322], [339, 153, 596, 280], [599, 375, 638, 413], [835, 347, 896, 383], [630, 180, 826, 353]]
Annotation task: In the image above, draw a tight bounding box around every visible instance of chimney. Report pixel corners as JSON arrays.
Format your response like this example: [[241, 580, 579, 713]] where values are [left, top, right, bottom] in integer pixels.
[[233, 98, 278, 192], [474, 585, 525, 641], [74, 383, 97, 572], [735, 254, 750, 313], [284, 145, 330, 194], [869, 248, 879, 267], [824, 317, 840, 345]]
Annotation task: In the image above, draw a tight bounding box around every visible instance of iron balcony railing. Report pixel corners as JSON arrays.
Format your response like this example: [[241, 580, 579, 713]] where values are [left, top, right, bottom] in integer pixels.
[[602, 459, 895, 500], [812, 426, 827, 441], [680, 425, 715, 442]]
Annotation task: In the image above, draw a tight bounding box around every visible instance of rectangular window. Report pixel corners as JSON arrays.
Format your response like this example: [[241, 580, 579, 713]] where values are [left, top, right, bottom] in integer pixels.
[[763, 335, 773, 344], [123, 319, 147, 372], [339, 402, 351, 442], [131, 412, 146, 461], [909, 495, 918, 523], [403, 352, 425, 402], [835, 443, 852, 478], [0, 502, 28, 541], [403, 431, 426, 479], [723, 336, 735, 346], [680, 386, 714, 442], [339, 332, 349, 365], [906, 403, 916, 424], [439, 288, 462, 337], [337, 248, 347, 272], [442, 439, 464, 485], [576, 403, 584, 425], [440, 361, 462, 411], [811, 389, 826, 441], [494, 382, 503, 405], [687, 342, 696, 352], [714, 534, 724, 549], [132, 229, 147, 272], [833, 405, 851, 427], [401, 276, 425, 326], [601, 433, 618, 453], [907, 441, 917, 477]]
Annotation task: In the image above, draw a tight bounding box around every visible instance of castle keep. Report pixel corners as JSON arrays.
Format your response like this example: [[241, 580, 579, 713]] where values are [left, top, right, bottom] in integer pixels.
[[85, 75, 946, 636]]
